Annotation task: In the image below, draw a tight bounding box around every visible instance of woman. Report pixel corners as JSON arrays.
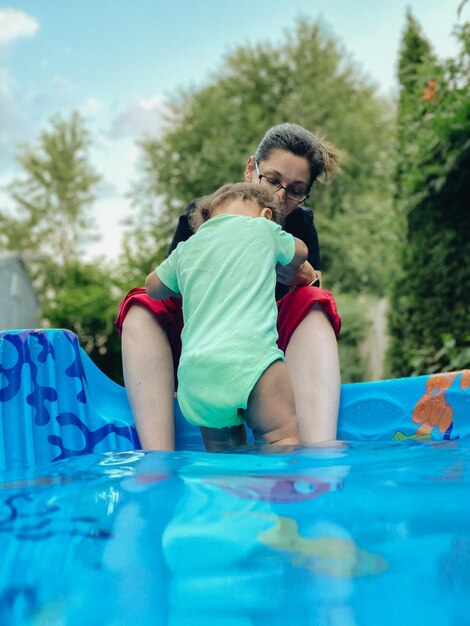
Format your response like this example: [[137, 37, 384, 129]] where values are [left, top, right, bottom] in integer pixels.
[[115, 123, 342, 450]]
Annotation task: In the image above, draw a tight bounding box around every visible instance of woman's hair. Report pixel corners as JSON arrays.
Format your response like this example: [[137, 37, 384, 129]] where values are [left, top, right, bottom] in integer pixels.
[[190, 182, 284, 231], [254, 123, 341, 188]]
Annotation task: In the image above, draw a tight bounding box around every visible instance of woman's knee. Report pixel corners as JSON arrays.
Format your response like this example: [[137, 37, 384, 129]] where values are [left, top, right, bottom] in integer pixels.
[[122, 304, 163, 339]]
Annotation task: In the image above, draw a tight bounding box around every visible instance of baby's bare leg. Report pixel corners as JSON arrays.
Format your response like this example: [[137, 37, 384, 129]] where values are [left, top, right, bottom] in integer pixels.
[[200, 424, 247, 452], [245, 360, 300, 445]]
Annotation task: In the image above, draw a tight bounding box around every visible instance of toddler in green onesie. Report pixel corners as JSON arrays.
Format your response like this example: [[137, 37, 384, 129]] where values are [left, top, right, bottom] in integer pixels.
[[145, 182, 308, 451]]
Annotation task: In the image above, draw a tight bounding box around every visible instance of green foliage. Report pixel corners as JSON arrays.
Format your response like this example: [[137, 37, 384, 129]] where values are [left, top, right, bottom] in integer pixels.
[[408, 333, 470, 375], [1, 112, 101, 268], [41, 259, 124, 383], [0, 112, 124, 380], [126, 17, 398, 296], [5, 15, 467, 385], [388, 15, 470, 376], [335, 293, 377, 383], [397, 11, 436, 100], [116, 200, 176, 293]]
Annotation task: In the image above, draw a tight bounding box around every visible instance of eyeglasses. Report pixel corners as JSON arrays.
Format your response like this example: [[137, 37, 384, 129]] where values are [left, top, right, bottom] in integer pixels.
[[255, 161, 310, 204]]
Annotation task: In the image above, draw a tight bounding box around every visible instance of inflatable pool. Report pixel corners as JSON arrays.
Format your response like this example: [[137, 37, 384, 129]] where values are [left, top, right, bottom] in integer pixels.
[[1, 328, 470, 625], [1, 328, 468, 470]]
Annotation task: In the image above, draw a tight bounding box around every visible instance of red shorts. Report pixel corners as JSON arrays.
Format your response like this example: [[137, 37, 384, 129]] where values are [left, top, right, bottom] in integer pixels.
[[116, 286, 341, 381]]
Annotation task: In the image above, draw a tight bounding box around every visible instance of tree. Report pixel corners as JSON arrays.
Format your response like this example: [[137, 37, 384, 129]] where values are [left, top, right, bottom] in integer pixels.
[[123, 17, 397, 296], [0, 113, 125, 381], [41, 259, 124, 383], [1, 111, 101, 271], [388, 14, 470, 376]]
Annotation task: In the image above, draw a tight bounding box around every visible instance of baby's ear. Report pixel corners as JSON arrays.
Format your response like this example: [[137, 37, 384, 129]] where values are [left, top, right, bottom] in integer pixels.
[[260, 207, 272, 220]]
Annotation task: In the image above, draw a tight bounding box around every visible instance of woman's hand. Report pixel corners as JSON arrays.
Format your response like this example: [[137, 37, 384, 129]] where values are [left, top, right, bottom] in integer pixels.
[[276, 260, 322, 287]]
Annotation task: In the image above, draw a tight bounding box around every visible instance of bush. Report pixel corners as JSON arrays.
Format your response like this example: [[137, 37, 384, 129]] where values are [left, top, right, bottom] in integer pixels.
[[336, 292, 379, 382]]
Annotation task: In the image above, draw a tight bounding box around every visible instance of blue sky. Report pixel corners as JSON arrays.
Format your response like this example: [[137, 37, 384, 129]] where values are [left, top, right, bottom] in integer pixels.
[[1, 0, 467, 259]]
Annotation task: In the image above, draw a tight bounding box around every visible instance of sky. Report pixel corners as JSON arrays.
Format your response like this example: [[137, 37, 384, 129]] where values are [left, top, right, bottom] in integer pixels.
[[0, 0, 467, 260]]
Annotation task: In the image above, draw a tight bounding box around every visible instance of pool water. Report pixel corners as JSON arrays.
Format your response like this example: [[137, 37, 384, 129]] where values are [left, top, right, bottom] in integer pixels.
[[1, 440, 470, 626]]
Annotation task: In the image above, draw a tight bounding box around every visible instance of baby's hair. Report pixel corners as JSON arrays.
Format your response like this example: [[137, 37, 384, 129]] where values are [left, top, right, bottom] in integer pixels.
[[190, 182, 284, 231], [189, 200, 212, 232]]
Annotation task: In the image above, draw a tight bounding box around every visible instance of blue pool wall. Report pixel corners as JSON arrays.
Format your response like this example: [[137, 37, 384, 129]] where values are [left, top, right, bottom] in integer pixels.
[[0, 328, 469, 470]]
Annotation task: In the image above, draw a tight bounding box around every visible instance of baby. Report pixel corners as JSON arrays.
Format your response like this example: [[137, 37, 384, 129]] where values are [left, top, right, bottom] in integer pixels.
[[145, 182, 308, 451]]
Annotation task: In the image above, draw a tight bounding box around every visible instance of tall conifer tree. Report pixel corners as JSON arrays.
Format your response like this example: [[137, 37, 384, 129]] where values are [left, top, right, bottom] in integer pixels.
[[388, 12, 470, 375]]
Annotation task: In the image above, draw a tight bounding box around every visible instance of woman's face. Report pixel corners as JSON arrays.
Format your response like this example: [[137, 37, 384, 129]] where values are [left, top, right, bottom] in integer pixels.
[[244, 149, 311, 215]]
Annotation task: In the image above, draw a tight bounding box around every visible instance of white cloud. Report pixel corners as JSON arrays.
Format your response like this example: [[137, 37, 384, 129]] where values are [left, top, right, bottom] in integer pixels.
[[0, 68, 15, 133], [96, 178, 119, 200], [83, 127, 145, 259], [0, 9, 39, 46], [84, 196, 131, 261], [80, 97, 104, 116], [51, 73, 74, 91], [107, 96, 168, 140]]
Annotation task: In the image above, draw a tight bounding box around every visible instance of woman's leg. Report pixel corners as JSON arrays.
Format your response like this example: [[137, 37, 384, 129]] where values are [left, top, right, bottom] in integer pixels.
[[121, 304, 175, 450], [285, 304, 340, 444]]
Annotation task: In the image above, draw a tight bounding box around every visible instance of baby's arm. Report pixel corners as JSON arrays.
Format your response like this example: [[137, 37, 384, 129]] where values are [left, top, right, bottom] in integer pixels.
[[277, 260, 322, 288], [276, 237, 308, 284], [290, 237, 308, 269], [145, 270, 179, 300]]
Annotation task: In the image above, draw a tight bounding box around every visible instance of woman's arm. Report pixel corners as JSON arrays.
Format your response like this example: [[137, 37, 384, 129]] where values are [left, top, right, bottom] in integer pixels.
[[283, 207, 320, 267], [278, 207, 322, 288]]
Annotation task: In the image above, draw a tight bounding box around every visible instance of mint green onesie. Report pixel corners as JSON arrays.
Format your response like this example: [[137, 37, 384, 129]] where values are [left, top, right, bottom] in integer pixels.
[[156, 213, 295, 429]]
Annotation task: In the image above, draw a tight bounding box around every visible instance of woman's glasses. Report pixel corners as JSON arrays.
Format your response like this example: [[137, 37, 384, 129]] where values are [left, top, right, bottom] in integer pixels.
[[255, 161, 310, 203]]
